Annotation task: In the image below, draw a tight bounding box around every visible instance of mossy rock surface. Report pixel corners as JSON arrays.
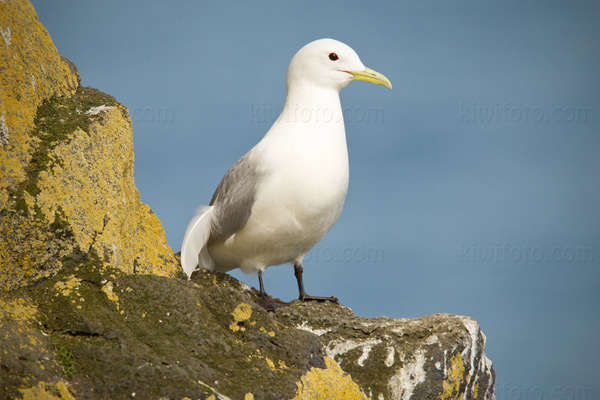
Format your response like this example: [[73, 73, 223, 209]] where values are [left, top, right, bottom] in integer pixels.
[[1, 264, 369, 399], [1, 263, 495, 400], [1, 0, 179, 292], [1, 84, 179, 292]]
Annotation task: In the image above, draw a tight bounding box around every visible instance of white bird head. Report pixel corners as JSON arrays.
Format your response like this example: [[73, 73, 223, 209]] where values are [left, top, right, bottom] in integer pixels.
[[287, 38, 392, 93]]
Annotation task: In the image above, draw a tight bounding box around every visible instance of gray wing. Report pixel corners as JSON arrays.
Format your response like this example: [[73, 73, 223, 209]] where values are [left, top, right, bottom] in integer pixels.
[[209, 151, 264, 240]]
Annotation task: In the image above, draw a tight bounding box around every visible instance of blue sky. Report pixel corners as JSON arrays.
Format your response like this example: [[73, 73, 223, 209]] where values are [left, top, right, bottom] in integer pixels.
[[32, 1, 600, 398]]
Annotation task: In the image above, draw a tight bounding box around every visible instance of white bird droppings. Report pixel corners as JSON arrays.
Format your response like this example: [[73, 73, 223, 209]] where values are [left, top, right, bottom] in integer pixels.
[[86, 105, 113, 116], [326, 338, 382, 367], [296, 321, 332, 337], [384, 346, 395, 367], [389, 349, 427, 399], [1, 26, 11, 47]]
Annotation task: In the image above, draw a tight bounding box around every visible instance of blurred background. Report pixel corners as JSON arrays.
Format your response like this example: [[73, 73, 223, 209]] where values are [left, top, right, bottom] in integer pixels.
[[31, 1, 600, 398]]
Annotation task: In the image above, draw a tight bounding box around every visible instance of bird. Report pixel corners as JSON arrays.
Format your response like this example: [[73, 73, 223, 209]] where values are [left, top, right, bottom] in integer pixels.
[[181, 38, 391, 302]]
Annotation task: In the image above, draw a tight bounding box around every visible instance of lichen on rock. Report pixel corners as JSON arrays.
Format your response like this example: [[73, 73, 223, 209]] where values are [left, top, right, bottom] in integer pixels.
[[0, 0, 79, 202], [277, 303, 496, 399], [1, 263, 495, 400], [1, 83, 179, 291], [1, 0, 179, 291], [292, 356, 368, 400]]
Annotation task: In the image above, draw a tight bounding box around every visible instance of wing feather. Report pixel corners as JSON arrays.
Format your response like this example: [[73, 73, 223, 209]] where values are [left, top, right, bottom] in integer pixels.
[[181, 206, 214, 278], [209, 151, 264, 240]]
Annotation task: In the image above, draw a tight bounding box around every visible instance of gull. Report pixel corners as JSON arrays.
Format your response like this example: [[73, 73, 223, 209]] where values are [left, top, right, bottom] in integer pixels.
[[181, 38, 391, 302]]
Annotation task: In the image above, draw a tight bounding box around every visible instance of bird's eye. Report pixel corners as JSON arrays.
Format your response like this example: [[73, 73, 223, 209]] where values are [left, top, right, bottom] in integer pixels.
[[328, 53, 339, 61]]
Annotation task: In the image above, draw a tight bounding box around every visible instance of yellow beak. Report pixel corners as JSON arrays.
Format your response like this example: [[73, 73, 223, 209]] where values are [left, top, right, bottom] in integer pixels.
[[347, 67, 392, 89]]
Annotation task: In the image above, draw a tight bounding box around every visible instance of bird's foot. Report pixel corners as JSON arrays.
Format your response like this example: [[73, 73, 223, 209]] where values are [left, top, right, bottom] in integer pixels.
[[254, 293, 288, 312], [299, 294, 339, 304]]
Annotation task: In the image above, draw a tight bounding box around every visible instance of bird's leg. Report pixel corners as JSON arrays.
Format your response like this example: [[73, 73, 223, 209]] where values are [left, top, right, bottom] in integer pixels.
[[294, 261, 339, 303], [258, 270, 267, 297], [254, 270, 288, 311]]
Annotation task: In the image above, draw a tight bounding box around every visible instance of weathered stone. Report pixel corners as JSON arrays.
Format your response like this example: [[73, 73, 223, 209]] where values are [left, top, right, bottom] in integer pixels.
[[0, 264, 494, 400], [277, 303, 495, 399], [0, 0, 79, 203], [0, 1, 179, 291], [0, 264, 371, 400]]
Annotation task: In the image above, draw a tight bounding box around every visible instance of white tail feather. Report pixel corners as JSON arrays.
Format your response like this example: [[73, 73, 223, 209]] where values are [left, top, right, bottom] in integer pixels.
[[181, 206, 214, 278]]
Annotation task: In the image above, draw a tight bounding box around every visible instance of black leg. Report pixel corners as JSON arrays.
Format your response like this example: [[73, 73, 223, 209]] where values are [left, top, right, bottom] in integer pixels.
[[254, 270, 287, 311], [294, 261, 339, 303], [258, 270, 267, 297]]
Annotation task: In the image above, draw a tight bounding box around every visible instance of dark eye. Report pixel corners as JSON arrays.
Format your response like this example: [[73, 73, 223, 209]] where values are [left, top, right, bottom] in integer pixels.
[[328, 52, 339, 61]]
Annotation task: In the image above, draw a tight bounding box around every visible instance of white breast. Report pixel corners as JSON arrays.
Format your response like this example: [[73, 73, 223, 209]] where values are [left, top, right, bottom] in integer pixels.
[[208, 92, 349, 272]]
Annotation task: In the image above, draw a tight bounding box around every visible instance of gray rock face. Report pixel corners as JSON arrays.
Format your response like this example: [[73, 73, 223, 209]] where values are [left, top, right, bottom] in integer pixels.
[[278, 303, 496, 399]]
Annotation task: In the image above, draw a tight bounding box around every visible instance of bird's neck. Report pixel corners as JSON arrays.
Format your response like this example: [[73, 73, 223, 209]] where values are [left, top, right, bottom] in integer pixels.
[[276, 85, 343, 126]]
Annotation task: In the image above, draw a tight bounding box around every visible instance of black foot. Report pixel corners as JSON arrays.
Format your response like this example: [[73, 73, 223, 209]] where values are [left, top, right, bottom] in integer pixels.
[[254, 293, 288, 312], [293, 261, 340, 304], [299, 294, 339, 304]]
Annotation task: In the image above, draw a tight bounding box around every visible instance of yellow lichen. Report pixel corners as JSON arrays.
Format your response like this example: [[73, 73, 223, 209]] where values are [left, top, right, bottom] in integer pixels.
[[244, 393, 255, 400], [0, 0, 79, 207], [19, 380, 75, 400], [0, 0, 80, 292], [260, 326, 277, 337], [1, 1, 180, 292], [0, 298, 38, 325], [101, 281, 120, 310], [474, 382, 479, 399], [264, 356, 276, 371], [0, 298, 67, 396], [53, 275, 81, 297], [439, 352, 465, 400], [292, 356, 369, 400], [229, 302, 252, 332], [34, 110, 179, 278]]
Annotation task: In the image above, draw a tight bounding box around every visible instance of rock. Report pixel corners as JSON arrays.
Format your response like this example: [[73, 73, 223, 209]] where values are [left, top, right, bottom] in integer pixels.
[[0, 264, 494, 400], [0, 1, 496, 398], [0, 265, 366, 399], [0, 0, 79, 201], [278, 304, 495, 399], [0, 1, 179, 291]]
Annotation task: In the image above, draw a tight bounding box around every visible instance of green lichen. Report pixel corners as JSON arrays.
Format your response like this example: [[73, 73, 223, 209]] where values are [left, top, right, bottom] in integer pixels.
[[49, 206, 74, 241], [8, 86, 120, 218], [20, 86, 119, 198]]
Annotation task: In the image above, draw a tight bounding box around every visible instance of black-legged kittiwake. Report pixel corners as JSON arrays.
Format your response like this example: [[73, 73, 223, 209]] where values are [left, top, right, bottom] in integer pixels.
[[181, 38, 391, 302]]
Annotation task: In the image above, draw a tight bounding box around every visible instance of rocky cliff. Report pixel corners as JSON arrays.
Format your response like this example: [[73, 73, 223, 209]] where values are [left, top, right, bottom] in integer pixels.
[[1, 264, 494, 400], [0, 0, 179, 292], [0, 1, 495, 399]]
